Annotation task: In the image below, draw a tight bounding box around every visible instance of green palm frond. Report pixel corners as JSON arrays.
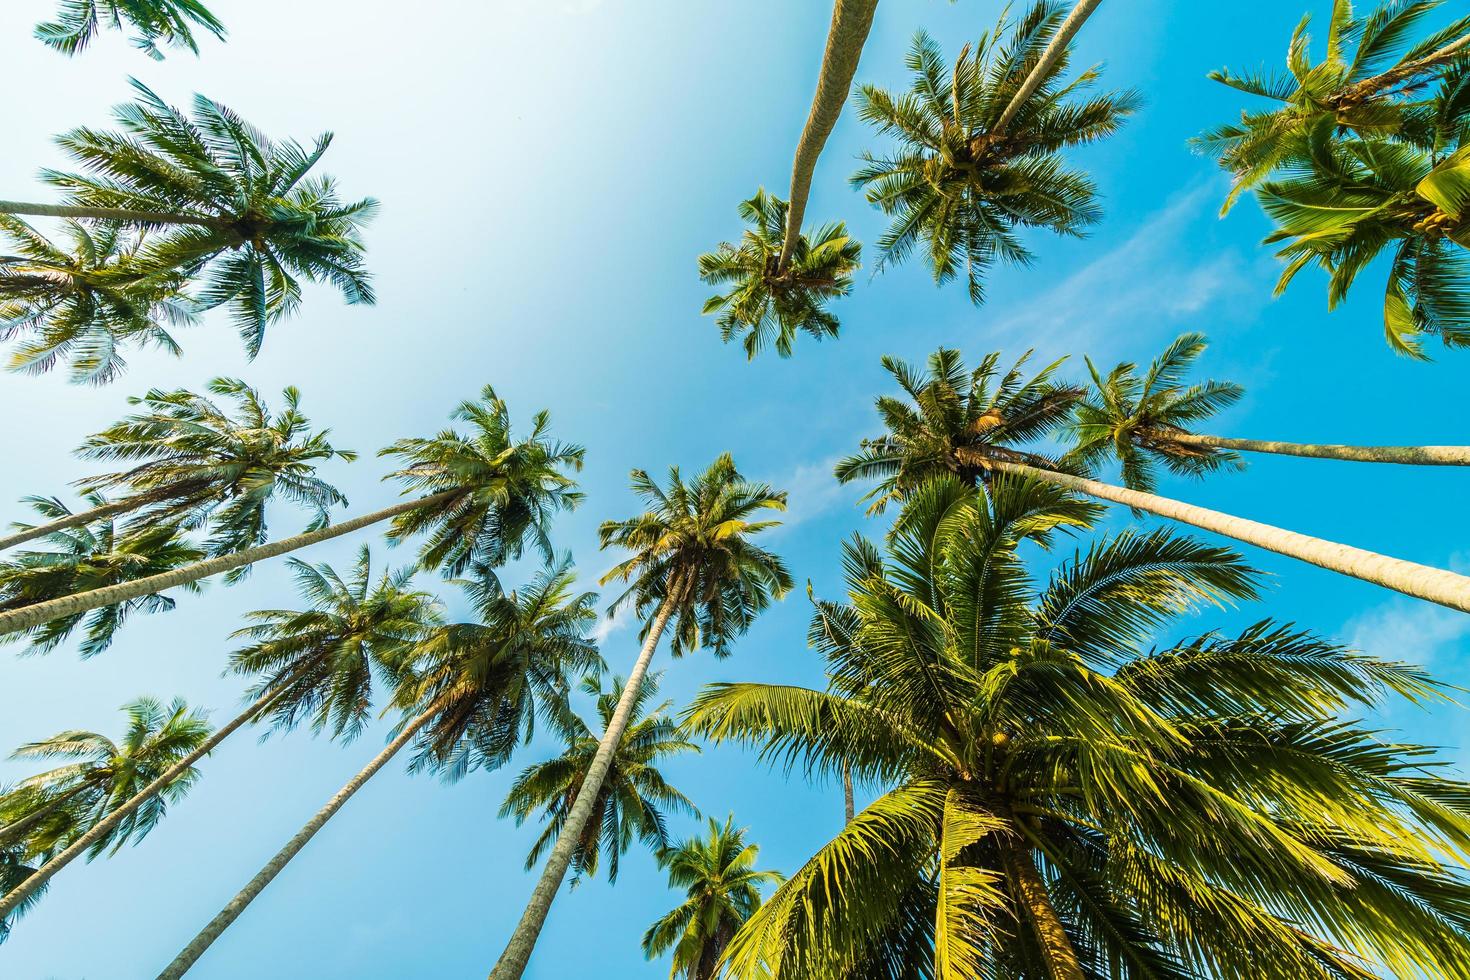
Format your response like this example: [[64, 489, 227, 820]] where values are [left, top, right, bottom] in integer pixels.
[[35, 0, 226, 59]]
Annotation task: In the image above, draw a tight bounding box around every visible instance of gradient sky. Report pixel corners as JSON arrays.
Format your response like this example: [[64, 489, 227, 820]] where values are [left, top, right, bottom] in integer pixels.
[[2, 1, 1469, 977]]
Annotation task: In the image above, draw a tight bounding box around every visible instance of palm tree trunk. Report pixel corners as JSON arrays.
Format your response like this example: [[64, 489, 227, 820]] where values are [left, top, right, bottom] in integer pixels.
[[0, 680, 296, 922], [0, 490, 459, 640], [776, 0, 880, 272], [997, 824, 1084, 980], [0, 201, 219, 227], [1337, 31, 1470, 105], [155, 696, 447, 979], [988, 459, 1470, 613], [0, 783, 90, 848], [0, 496, 152, 553], [488, 594, 680, 980], [842, 761, 855, 824], [1160, 431, 1470, 466], [994, 0, 1104, 134]]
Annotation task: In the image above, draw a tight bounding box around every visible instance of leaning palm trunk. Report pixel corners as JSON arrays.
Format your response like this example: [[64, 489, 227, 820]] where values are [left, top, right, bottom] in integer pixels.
[[0, 489, 183, 553], [0, 201, 219, 228], [0, 783, 89, 848], [987, 459, 1470, 613], [0, 491, 459, 640], [1336, 31, 1470, 106], [156, 695, 449, 979], [776, 0, 880, 271], [1161, 431, 1470, 466], [0, 679, 298, 921], [842, 761, 855, 825], [994, 0, 1104, 134], [487, 595, 679, 980], [998, 823, 1084, 980]]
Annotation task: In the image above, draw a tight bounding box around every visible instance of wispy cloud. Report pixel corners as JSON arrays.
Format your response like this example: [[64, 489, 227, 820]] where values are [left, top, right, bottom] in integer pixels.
[[1343, 600, 1470, 669], [592, 600, 637, 645], [771, 454, 863, 535]]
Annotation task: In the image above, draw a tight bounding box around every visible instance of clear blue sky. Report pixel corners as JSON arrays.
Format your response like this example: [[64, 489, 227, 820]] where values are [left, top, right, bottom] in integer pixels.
[[2, 1, 1468, 977]]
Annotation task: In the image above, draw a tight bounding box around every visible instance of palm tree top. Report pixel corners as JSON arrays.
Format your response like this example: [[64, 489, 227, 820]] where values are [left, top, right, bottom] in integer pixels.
[[35, 1, 227, 59], [598, 453, 793, 657]]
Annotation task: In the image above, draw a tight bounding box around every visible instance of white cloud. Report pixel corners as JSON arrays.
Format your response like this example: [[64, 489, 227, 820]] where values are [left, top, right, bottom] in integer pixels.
[[591, 600, 637, 646], [1343, 600, 1470, 668]]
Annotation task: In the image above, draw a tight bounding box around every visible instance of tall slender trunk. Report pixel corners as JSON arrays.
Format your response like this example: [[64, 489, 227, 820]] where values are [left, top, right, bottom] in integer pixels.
[[156, 696, 447, 979], [0, 680, 296, 921], [0, 490, 459, 640], [776, 0, 880, 272], [1160, 431, 1470, 466], [842, 761, 855, 824], [994, 0, 1104, 134], [1337, 31, 1470, 106], [0, 201, 219, 228], [488, 594, 680, 980], [0, 496, 152, 553], [989, 459, 1470, 613], [0, 784, 90, 848], [997, 822, 1084, 980]]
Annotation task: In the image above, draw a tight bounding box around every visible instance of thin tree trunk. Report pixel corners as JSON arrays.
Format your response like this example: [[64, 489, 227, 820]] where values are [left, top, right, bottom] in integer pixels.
[[0, 490, 459, 640], [1337, 31, 1470, 105], [488, 594, 680, 980], [0, 679, 296, 921], [997, 823, 1084, 980], [0, 784, 90, 848], [994, 0, 1104, 134], [988, 459, 1470, 613], [776, 0, 880, 272], [0, 496, 151, 553], [156, 696, 447, 979], [0, 201, 218, 227], [842, 761, 855, 825], [1161, 431, 1470, 466]]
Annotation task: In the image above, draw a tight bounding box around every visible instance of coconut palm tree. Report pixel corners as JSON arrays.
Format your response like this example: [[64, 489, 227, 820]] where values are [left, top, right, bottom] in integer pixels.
[[487, 453, 792, 980], [0, 495, 204, 656], [1197, 0, 1470, 210], [159, 559, 599, 979], [0, 378, 355, 556], [686, 477, 1470, 979], [0, 216, 195, 384], [698, 190, 861, 358], [642, 814, 783, 980], [0, 386, 582, 642], [502, 674, 699, 886], [1075, 332, 1470, 483], [35, 0, 226, 59], [0, 80, 374, 356], [837, 345, 1470, 612], [851, 5, 1140, 303]]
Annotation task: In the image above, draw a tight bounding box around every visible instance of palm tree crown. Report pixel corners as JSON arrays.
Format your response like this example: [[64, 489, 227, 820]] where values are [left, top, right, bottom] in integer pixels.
[[78, 377, 355, 561], [0, 216, 195, 384], [227, 546, 442, 743], [834, 346, 1087, 513], [698, 190, 861, 358], [642, 814, 783, 980], [501, 673, 699, 885], [599, 453, 793, 657], [1072, 332, 1245, 493], [380, 385, 585, 576], [0, 496, 204, 656], [687, 477, 1470, 978], [35, 1, 227, 59], [852, 8, 1140, 303]]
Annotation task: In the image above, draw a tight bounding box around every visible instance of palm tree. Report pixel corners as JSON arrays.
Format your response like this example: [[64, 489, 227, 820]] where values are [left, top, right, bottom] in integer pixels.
[[0, 495, 204, 656], [0, 378, 355, 555], [159, 559, 599, 978], [1198, 0, 1470, 209], [0, 845, 46, 943], [35, 0, 226, 59], [687, 477, 1470, 979], [0, 386, 582, 641], [1075, 332, 1470, 481], [642, 815, 782, 980], [503, 674, 699, 886], [851, 6, 1139, 303], [0, 80, 374, 356], [0, 216, 196, 384], [837, 345, 1470, 612], [698, 190, 860, 358], [487, 453, 792, 980]]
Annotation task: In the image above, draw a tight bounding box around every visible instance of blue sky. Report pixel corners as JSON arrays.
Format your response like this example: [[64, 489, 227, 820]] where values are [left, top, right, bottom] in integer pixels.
[[2, 1, 1469, 977]]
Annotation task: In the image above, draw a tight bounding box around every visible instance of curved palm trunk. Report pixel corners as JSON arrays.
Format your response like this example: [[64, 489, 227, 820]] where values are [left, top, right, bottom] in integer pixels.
[[1337, 31, 1470, 106], [843, 761, 855, 824], [0, 680, 296, 922], [156, 696, 447, 978], [776, 0, 880, 272], [997, 825, 1083, 980], [994, 0, 1104, 134], [0, 201, 219, 228], [0, 496, 152, 553], [990, 460, 1470, 613], [1161, 431, 1470, 466], [0, 490, 459, 640], [488, 595, 679, 980]]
